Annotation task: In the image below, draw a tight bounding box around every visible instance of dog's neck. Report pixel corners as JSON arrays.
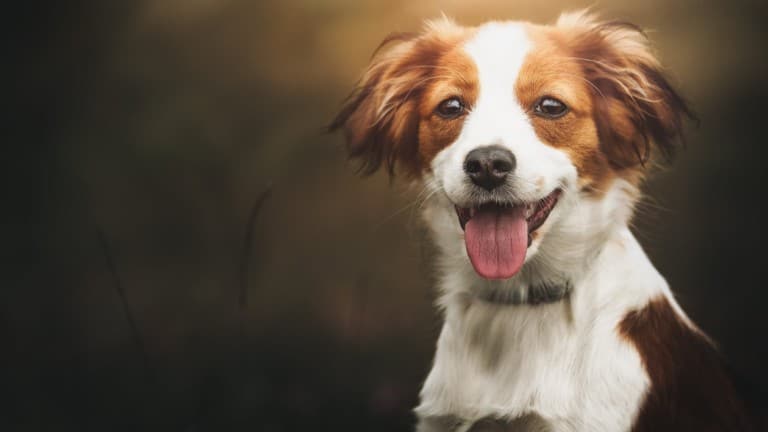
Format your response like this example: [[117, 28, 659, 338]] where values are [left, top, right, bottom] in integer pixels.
[[474, 279, 573, 305]]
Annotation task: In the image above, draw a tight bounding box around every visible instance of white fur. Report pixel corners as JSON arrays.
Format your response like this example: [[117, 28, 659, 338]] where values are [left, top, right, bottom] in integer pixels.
[[414, 22, 689, 431]]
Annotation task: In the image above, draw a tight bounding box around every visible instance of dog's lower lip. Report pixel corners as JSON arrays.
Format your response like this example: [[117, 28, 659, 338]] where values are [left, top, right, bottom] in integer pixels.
[[455, 189, 562, 235]]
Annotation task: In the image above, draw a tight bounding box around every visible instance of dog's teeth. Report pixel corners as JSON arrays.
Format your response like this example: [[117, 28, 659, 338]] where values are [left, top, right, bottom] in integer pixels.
[[470, 208, 476, 217], [525, 205, 535, 218]]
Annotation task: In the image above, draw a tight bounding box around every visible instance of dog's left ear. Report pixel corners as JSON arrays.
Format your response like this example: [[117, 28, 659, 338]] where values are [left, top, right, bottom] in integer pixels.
[[558, 11, 695, 169]]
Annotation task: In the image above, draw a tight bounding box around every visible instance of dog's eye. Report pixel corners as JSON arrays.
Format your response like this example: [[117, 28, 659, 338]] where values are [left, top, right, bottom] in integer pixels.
[[533, 97, 568, 119], [436, 97, 465, 119]]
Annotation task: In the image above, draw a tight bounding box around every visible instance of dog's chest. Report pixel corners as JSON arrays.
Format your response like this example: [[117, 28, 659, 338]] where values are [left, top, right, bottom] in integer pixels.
[[416, 298, 650, 432]]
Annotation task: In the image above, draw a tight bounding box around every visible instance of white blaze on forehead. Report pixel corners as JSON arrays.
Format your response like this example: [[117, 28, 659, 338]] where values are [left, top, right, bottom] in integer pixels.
[[445, 21, 535, 168], [459, 22, 537, 152], [463, 22, 532, 119]]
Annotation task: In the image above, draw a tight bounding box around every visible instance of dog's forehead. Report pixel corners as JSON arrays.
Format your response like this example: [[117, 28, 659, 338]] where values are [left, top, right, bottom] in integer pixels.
[[462, 22, 533, 95]]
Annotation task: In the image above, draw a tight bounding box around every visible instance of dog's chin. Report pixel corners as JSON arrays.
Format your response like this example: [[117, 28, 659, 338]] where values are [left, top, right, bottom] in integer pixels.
[[453, 189, 562, 280]]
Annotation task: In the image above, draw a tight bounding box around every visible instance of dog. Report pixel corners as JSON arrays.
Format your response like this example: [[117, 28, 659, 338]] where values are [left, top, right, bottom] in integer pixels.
[[331, 10, 759, 431]]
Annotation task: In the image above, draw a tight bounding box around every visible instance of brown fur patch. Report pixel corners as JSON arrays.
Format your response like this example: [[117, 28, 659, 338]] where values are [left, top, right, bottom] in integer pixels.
[[518, 12, 694, 193], [619, 296, 755, 431], [559, 13, 695, 167], [517, 25, 613, 192], [418, 46, 478, 167], [329, 19, 476, 178]]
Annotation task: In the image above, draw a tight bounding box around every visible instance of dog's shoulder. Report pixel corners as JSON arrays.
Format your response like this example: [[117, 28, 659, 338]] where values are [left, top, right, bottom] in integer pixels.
[[621, 295, 761, 431]]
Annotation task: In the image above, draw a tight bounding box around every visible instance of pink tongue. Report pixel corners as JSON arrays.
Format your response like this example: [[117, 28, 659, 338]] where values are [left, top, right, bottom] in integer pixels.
[[464, 206, 528, 279]]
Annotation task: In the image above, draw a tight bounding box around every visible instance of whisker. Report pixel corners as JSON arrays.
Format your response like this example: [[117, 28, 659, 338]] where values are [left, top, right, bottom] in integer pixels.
[[373, 179, 441, 229]]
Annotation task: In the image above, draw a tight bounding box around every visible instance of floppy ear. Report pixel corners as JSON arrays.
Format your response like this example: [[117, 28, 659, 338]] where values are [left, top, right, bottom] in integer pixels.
[[330, 20, 464, 178], [329, 33, 425, 177], [558, 11, 695, 169]]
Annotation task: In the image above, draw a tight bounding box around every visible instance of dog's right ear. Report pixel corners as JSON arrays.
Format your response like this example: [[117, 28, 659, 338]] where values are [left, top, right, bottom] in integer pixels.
[[330, 19, 467, 178], [329, 32, 424, 177]]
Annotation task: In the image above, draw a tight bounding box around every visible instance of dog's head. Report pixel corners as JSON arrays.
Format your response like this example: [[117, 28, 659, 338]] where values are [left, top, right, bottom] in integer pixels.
[[331, 11, 692, 282]]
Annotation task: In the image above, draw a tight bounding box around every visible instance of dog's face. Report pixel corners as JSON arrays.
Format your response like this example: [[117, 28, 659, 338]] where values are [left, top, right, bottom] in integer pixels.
[[332, 12, 690, 281]]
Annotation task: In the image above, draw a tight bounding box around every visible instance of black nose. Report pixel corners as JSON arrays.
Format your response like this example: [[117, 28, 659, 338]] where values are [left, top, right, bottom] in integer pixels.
[[463, 145, 516, 191]]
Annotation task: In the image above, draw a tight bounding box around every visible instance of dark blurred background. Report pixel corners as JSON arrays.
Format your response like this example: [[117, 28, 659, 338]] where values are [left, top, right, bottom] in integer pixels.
[[5, 0, 768, 430]]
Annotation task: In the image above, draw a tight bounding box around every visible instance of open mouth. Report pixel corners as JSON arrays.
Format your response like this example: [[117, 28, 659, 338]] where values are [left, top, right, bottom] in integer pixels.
[[454, 189, 562, 280]]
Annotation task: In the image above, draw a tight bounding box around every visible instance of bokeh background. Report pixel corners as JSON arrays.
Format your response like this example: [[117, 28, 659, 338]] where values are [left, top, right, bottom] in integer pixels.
[[7, 0, 768, 430]]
